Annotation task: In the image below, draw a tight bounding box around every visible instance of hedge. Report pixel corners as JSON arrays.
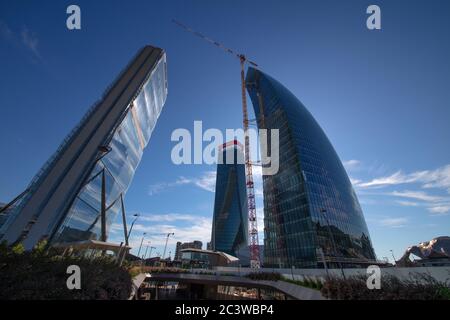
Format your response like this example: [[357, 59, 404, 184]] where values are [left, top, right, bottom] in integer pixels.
[[0, 241, 132, 300]]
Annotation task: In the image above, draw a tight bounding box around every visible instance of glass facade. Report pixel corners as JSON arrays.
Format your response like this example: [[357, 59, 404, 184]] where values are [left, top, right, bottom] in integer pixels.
[[211, 141, 248, 257], [246, 67, 376, 268], [52, 55, 167, 244]]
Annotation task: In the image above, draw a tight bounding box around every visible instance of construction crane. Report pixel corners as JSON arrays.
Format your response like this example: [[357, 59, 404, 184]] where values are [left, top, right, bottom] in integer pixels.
[[173, 19, 261, 268]]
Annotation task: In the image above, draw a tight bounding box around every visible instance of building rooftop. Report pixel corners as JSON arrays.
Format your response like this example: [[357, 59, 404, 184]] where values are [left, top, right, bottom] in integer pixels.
[[180, 248, 239, 263]]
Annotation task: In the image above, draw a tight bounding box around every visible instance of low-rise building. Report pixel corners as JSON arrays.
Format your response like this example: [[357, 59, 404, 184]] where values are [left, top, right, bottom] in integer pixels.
[[175, 241, 202, 260], [180, 248, 238, 269]]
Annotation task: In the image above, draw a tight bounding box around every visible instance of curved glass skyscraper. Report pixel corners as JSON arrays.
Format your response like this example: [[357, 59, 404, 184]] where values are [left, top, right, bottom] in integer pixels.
[[211, 140, 248, 257], [0, 46, 167, 250], [246, 67, 376, 268]]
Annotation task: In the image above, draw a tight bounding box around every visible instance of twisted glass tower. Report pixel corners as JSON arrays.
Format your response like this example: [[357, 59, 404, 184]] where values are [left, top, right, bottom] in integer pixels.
[[0, 46, 167, 250], [211, 140, 248, 257], [246, 67, 376, 268]]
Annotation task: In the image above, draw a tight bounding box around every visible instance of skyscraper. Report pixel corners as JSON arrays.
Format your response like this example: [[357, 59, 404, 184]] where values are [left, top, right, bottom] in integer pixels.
[[246, 67, 376, 268], [0, 45, 167, 250], [211, 140, 248, 257]]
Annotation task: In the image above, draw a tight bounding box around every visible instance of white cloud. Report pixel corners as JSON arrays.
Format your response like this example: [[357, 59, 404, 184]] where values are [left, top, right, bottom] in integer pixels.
[[351, 164, 450, 217], [148, 171, 216, 195], [343, 160, 361, 171], [354, 164, 450, 192], [389, 190, 443, 202], [379, 217, 408, 228], [139, 213, 201, 222], [147, 166, 264, 197], [109, 223, 124, 234], [256, 207, 264, 230], [420, 165, 450, 191], [396, 200, 420, 207], [0, 20, 13, 39], [192, 171, 216, 192], [124, 216, 212, 253], [357, 171, 410, 188], [148, 177, 192, 195], [0, 21, 41, 60], [427, 206, 450, 215], [21, 27, 40, 58]]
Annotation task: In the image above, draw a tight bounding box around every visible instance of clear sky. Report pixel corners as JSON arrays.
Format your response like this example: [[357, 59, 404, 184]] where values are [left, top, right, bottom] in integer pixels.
[[1, 0, 449, 263]]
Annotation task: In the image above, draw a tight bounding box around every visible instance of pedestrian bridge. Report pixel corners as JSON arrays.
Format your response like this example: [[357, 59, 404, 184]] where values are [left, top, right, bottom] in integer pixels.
[[132, 272, 325, 300]]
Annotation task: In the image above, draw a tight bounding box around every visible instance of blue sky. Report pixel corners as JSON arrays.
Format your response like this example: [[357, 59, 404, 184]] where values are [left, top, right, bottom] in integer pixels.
[[1, 0, 449, 263]]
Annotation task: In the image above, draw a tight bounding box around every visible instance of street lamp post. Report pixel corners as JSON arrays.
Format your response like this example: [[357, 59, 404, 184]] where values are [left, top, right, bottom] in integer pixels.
[[162, 232, 174, 260], [126, 213, 140, 245], [390, 250, 397, 265], [137, 232, 146, 259], [317, 247, 329, 277], [143, 241, 151, 260], [320, 208, 346, 279], [148, 246, 156, 259]]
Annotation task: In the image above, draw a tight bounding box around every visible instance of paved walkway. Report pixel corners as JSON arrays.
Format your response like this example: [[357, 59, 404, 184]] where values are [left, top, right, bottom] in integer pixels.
[[129, 273, 148, 300], [142, 273, 325, 300]]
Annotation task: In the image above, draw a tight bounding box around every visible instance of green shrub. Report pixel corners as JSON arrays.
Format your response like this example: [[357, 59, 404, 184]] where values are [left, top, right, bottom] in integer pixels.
[[246, 272, 282, 281], [11, 243, 25, 255], [0, 243, 132, 300], [437, 286, 450, 299], [321, 274, 450, 300], [281, 276, 323, 290]]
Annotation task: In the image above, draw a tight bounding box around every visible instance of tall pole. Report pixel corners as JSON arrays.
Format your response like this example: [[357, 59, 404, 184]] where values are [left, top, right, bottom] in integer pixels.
[[100, 169, 107, 242], [126, 214, 139, 245], [240, 56, 260, 269], [317, 247, 329, 277], [390, 250, 397, 265], [137, 232, 146, 258], [143, 241, 150, 259], [149, 246, 155, 259], [162, 233, 174, 259], [120, 194, 129, 246]]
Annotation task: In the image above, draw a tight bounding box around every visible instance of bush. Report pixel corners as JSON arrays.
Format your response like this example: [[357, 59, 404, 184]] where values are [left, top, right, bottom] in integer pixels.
[[321, 274, 450, 300], [282, 276, 323, 290], [246, 272, 282, 281], [0, 242, 132, 300], [131, 266, 190, 275]]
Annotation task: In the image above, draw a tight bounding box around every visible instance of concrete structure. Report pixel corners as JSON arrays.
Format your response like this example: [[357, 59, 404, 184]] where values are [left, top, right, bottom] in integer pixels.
[[0, 45, 168, 250], [180, 248, 239, 268], [397, 236, 450, 267], [213, 266, 450, 284], [139, 273, 325, 300]]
